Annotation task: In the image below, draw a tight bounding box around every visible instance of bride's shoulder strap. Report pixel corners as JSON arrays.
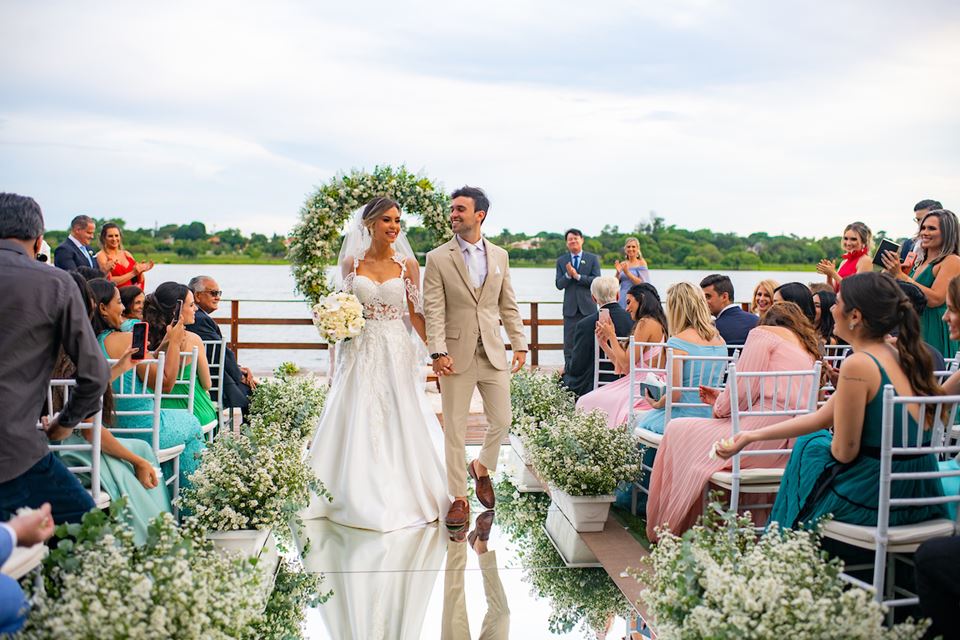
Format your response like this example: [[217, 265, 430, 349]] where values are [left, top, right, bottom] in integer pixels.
[[391, 252, 407, 277]]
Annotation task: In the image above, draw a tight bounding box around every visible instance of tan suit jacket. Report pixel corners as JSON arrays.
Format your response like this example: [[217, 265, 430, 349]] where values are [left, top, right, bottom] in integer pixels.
[[423, 237, 527, 369]]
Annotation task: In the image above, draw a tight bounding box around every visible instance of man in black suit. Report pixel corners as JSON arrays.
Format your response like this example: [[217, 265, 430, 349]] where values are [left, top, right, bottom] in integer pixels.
[[53, 215, 97, 272], [555, 228, 601, 372], [562, 276, 633, 398], [700, 274, 757, 347], [185, 275, 257, 416]]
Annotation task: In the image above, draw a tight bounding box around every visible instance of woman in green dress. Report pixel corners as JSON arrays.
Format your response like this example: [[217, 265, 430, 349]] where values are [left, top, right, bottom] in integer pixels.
[[881, 208, 960, 359], [717, 272, 948, 529], [142, 282, 218, 428]]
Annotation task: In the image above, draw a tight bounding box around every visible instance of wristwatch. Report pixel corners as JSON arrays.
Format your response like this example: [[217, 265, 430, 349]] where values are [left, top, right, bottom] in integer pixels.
[[430, 352, 447, 360]]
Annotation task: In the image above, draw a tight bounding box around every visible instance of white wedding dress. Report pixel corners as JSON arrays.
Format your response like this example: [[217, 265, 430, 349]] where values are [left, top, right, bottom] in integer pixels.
[[301, 254, 450, 531]]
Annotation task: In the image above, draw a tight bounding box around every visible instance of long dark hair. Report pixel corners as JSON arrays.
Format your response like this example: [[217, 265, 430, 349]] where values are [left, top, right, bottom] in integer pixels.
[[840, 272, 940, 406], [813, 289, 836, 343], [142, 281, 190, 350], [627, 283, 668, 337], [119, 285, 144, 317], [89, 278, 119, 336], [774, 282, 816, 324], [760, 301, 821, 361]]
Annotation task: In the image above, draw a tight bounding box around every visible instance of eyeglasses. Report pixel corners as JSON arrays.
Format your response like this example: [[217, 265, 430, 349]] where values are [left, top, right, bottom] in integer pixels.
[[203, 289, 223, 297]]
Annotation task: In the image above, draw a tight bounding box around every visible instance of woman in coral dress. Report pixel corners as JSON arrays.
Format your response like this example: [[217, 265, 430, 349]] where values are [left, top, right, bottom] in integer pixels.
[[645, 301, 819, 541]]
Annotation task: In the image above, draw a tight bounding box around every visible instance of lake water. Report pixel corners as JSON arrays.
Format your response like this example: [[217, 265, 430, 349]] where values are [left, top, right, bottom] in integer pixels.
[[147, 264, 817, 373]]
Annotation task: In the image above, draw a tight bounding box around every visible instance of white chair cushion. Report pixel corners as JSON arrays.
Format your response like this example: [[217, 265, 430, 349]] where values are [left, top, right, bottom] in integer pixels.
[[201, 420, 218, 434], [157, 444, 186, 463], [822, 518, 957, 553], [635, 428, 663, 449], [88, 490, 112, 510], [710, 468, 785, 490], [1, 543, 48, 580]]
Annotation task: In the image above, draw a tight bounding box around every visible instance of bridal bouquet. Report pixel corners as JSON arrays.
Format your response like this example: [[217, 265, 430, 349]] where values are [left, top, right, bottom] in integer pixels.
[[311, 292, 364, 343]]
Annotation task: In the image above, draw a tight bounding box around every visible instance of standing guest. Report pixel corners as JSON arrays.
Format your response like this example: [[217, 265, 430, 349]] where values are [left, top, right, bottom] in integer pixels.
[[95, 223, 153, 289], [614, 237, 650, 308], [578, 283, 668, 427], [646, 301, 820, 539], [53, 214, 97, 271], [751, 279, 777, 319], [0, 504, 54, 634], [634, 282, 728, 435], [119, 285, 145, 331], [881, 209, 960, 358], [186, 276, 257, 415], [812, 289, 837, 345], [901, 199, 944, 269], [561, 276, 633, 398], [0, 194, 109, 524], [717, 273, 948, 532], [773, 282, 817, 325], [555, 228, 601, 371], [700, 274, 757, 346], [816, 221, 873, 292]]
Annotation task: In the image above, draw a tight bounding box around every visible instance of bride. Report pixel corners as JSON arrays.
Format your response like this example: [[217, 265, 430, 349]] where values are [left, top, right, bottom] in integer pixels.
[[301, 196, 450, 531]]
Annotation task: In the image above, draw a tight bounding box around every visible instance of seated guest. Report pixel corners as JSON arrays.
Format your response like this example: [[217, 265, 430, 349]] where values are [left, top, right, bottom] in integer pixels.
[[645, 301, 819, 540], [95, 222, 153, 290], [808, 282, 833, 294], [812, 289, 838, 346], [634, 282, 727, 435], [53, 214, 97, 272], [717, 273, 948, 531], [751, 279, 777, 319], [773, 282, 816, 324], [562, 276, 633, 398], [915, 536, 960, 640], [0, 504, 54, 634], [90, 278, 206, 491], [119, 285, 145, 331], [0, 194, 109, 524], [816, 221, 873, 292], [186, 276, 257, 414], [578, 283, 667, 427], [143, 282, 218, 429], [700, 274, 757, 346]]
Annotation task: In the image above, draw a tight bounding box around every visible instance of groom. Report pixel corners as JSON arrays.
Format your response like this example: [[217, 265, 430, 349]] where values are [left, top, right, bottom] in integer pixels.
[[424, 186, 528, 528]]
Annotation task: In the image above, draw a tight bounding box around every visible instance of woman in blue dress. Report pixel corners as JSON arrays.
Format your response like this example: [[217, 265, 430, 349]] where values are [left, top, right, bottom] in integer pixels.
[[717, 272, 948, 529], [635, 282, 728, 434], [615, 237, 651, 309], [89, 278, 206, 494]]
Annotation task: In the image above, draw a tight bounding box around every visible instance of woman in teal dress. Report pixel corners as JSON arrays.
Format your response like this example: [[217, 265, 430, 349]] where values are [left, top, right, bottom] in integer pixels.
[[635, 282, 728, 434], [142, 282, 218, 427], [717, 272, 948, 529], [89, 279, 206, 493], [881, 208, 960, 359]]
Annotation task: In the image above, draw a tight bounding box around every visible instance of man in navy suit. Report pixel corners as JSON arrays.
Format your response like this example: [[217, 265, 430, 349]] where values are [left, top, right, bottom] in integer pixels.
[[700, 274, 757, 347], [562, 276, 633, 398], [53, 215, 97, 272], [555, 228, 601, 371], [185, 275, 257, 416]]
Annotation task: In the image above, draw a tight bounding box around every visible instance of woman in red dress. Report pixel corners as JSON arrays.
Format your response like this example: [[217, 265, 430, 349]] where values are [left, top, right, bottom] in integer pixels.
[[95, 223, 154, 290], [817, 221, 873, 292]]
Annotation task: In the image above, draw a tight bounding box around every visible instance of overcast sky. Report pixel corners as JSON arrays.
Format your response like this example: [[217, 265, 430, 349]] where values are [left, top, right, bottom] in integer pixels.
[[2, 0, 958, 239]]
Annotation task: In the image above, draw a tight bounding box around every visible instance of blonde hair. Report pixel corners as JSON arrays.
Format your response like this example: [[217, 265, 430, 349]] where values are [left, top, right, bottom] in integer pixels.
[[843, 221, 873, 252], [667, 282, 717, 341], [751, 279, 778, 315], [624, 237, 641, 252]]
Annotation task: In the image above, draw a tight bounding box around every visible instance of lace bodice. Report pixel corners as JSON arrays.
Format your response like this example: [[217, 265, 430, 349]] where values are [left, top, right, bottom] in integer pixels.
[[342, 254, 423, 321]]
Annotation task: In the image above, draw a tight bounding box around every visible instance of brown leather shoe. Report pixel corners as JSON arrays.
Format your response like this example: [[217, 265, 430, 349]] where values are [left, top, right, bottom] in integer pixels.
[[446, 498, 470, 529], [468, 509, 495, 548], [469, 460, 496, 509]]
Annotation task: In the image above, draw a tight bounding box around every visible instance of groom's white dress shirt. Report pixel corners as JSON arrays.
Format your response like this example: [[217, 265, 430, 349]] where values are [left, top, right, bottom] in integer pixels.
[[456, 234, 487, 288]]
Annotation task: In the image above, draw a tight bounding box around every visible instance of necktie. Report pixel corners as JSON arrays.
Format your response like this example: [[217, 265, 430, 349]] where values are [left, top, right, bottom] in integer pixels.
[[573, 255, 580, 271], [84, 246, 93, 267], [466, 245, 482, 288]]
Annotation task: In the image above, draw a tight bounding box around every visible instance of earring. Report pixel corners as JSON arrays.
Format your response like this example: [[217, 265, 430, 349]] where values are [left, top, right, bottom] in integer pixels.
[[848, 322, 856, 331]]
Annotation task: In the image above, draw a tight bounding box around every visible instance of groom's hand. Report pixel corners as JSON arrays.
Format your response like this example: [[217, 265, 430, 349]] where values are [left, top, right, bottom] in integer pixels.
[[511, 351, 527, 373], [432, 355, 455, 376]]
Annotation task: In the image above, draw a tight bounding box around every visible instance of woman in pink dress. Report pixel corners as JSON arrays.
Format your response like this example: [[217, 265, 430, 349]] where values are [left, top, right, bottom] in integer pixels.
[[577, 283, 666, 427], [645, 301, 820, 541]]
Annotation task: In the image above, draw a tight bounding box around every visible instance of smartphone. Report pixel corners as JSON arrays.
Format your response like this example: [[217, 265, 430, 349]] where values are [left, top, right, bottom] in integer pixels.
[[131, 321, 149, 360], [598, 308, 611, 325], [172, 299, 184, 324]]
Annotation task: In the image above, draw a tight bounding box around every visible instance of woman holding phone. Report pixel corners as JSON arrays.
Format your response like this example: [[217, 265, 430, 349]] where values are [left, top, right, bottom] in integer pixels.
[[614, 237, 650, 309], [816, 222, 873, 292]]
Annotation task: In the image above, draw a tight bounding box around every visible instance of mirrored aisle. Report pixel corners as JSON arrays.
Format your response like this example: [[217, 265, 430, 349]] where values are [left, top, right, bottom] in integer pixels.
[[295, 448, 648, 639]]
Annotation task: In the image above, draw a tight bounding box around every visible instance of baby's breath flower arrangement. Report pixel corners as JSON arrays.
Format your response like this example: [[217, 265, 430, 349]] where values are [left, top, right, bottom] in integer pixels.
[[181, 416, 330, 546], [637, 506, 930, 640], [249, 367, 327, 441], [526, 409, 643, 496], [510, 368, 576, 435], [17, 503, 265, 640], [289, 165, 450, 304], [251, 558, 331, 640]]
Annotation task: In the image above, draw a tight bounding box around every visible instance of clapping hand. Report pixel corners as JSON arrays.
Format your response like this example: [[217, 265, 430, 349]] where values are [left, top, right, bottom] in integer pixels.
[[614, 259, 623, 274], [565, 262, 578, 278], [816, 259, 837, 279], [879, 250, 902, 277]]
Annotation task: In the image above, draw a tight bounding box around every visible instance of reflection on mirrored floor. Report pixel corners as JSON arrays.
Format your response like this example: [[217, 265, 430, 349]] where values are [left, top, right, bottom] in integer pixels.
[[296, 448, 645, 639]]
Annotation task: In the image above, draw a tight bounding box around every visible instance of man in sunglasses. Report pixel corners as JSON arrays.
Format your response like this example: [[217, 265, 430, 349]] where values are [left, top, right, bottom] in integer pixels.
[[186, 275, 257, 418]]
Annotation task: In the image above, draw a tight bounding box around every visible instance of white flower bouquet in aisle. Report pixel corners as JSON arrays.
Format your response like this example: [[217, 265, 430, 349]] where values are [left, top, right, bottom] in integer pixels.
[[311, 292, 364, 343]]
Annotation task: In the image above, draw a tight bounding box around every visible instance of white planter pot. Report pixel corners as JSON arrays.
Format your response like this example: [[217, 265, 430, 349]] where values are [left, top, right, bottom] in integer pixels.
[[548, 486, 615, 533], [543, 507, 600, 568], [508, 433, 529, 464], [208, 529, 280, 588], [508, 434, 544, 492]]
